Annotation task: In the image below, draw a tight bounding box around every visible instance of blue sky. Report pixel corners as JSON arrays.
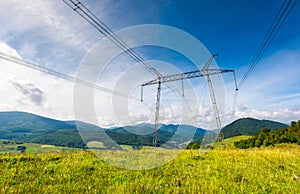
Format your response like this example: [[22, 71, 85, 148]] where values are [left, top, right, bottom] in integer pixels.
[[0, 0, 299, 127]]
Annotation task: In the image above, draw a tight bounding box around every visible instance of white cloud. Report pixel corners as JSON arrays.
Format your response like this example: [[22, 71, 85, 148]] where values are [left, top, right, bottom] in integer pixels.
[[231, 108, 300, 124], [223, 49, 300, 124], [10, 78, 46, 107], [0, 42, 75, 120], [234, 49, 300, 105], [0, 0, 95, 49], [0, 42, 21, 58], [0, 0, 116, 75]]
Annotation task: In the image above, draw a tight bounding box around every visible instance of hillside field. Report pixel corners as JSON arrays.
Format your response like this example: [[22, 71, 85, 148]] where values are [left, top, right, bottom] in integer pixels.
[[0, 139, 81, 154], [1, 139, 300, 193]]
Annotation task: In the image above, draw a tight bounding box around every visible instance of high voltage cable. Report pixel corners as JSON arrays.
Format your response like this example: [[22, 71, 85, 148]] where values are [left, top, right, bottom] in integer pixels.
[[217, 0, 222, 59], [0, 52, 140, 101], [63, 0, 162, 78], [238, 0, 298, 88], [232, 0, 298, 114]]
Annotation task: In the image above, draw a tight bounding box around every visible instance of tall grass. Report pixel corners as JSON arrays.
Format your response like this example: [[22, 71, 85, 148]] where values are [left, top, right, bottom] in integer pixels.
[[0, 144, 299, 193]]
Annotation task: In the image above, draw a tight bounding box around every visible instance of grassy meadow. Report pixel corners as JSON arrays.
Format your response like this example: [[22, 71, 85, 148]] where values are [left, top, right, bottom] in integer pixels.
[[0, 139, 80, 154], [0, 138, 300, 193]]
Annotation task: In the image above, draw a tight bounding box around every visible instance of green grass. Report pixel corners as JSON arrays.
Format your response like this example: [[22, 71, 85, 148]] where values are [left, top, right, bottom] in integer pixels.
[[213, 136, 252, 149], [0, 139, 80, 154], [0, 143, 300, 193]]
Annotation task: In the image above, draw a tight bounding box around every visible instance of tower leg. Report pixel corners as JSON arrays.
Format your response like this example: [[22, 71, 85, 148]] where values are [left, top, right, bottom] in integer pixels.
[[206, 75, 226, 149], [153, 81, 161, 147]]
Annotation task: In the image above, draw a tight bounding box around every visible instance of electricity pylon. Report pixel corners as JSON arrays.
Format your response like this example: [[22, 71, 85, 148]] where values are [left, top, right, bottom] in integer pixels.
[[141, 54, 238, 148], [63, 1, 239, 148]]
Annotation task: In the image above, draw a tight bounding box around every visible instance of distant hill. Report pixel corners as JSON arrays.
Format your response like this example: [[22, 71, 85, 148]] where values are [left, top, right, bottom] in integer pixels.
[[158, 124, 207, 139], [0, 111, 206, 148], [111, 123, 207, 139], [105, 123, 207, 148], [23, 129, 86, 148], [222, 118, 288, 138], [0, 111, 76, 140], [0, 111, 289, 148]]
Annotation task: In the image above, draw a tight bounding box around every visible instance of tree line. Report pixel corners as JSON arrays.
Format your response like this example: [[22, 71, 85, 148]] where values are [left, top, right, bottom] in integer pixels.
[[234, 120, 300, 149]]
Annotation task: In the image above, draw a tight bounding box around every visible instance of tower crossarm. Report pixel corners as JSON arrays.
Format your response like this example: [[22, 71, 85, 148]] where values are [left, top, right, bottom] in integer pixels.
[[141, 69, 234, 87]]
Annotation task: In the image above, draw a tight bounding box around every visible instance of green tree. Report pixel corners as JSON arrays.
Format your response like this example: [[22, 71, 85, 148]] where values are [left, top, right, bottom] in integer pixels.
[[17, 146, 26, 153], [234, 120, 300, 149]]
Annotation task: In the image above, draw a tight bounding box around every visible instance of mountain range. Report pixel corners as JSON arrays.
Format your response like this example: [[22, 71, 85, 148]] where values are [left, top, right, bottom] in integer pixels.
[[0, 111, 289, 148]]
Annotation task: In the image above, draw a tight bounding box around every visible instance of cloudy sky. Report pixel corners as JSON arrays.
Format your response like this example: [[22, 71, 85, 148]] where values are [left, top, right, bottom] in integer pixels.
[[0, 0, 299, 128]]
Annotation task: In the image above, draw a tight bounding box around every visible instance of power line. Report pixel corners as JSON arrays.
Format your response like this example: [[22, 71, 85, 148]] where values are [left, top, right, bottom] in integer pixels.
[[0, 52, 140, 101], [63, 0, 162, 78], [238, 0, 298, 88], [217, 0, 222, 58], [233, 0, 298, 114]]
